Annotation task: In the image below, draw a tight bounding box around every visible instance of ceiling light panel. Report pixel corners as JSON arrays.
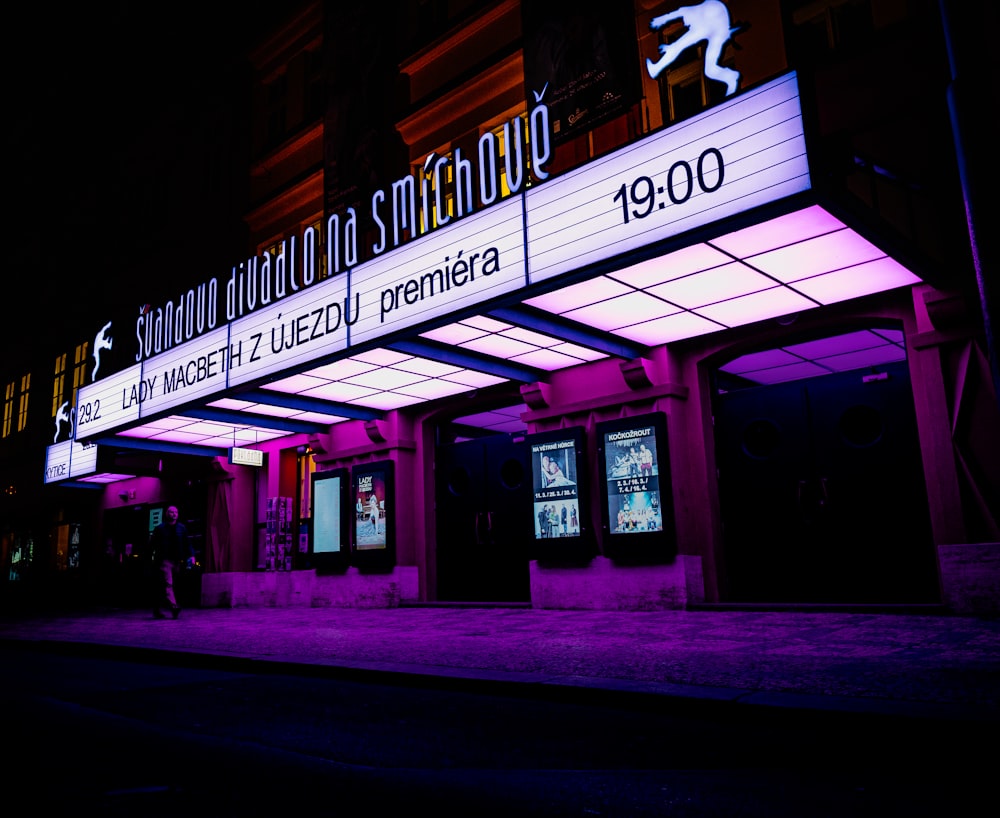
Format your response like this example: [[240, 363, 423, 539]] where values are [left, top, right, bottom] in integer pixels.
[[263, 348, 511, 412], [517, 206, 920, 349], [419, 317, 608, 371]]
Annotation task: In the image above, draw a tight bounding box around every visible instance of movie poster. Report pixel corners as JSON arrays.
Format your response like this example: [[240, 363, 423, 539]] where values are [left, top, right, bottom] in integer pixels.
[[354, 469, 387, 550], [602, 424, 663, 534], [531, 438, 582, 540]]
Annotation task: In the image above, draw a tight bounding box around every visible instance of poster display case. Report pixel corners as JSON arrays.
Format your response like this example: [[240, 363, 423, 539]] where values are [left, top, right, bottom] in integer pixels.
[[596, 412, 676, 563], [524, 426, 594, 562], [351, 460, 395, 571], [310, 468, 350, 573]]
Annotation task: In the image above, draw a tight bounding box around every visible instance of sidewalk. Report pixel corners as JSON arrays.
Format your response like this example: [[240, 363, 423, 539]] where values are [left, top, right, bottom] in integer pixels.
[[2, 603, 999, 722]]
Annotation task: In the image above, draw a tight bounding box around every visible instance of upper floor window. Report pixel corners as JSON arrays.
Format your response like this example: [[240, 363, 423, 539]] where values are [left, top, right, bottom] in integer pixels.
[[305, 48, 326, 123], [654, 36, 730, 125], [2, 381, 14, 438], [52, 353, 67, 418], [265, 73, 289, 149], [17, 373, 30, 432], [788, 0, 874, 63], [72, 342, 89, 405]]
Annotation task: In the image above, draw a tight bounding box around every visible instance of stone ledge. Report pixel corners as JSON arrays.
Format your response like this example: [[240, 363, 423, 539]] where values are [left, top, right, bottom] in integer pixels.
[[529, 555, 704, 611], [201, 567, 419, 609], [938, 543, 1000, 615]]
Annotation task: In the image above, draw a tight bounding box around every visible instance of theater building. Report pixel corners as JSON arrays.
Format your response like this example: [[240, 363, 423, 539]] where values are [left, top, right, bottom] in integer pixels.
[[5, 0, 998, 613]]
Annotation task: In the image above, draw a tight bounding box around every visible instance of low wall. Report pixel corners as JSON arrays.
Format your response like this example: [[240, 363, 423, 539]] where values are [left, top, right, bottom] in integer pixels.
[[201, 567, 419, 609], [529, 555, 704, 611], [938, 543, 1000, 615]]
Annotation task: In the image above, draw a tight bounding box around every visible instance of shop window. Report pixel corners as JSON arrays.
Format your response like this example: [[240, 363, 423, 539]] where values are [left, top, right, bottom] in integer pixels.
[[51, 353, 67, 419]]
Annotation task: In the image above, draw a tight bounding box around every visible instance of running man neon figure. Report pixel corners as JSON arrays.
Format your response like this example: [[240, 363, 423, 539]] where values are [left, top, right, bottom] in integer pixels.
[[54, 400, 71, 443], [92, 320, 113, 380], [646, 0, 742, 96]]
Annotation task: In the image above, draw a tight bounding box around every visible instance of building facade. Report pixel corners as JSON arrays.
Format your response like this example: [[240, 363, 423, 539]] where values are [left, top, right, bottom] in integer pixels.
[[3, 0, 997, 614]]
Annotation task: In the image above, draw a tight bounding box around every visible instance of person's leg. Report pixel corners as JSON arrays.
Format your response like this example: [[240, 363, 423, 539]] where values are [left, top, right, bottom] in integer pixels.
[[162, 559, 180, 617]]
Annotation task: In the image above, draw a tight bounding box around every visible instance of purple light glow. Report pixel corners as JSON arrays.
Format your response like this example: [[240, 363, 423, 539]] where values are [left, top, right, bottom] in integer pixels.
[[615, 312, 722, 345], [791, 258, 921, 304], [698, 287, 816, 326], [564, 291, 680, 330], [647, 262, 774, 308], [610, 243, 732, 287], [721, 329, 909, 386], [711, 205, 845, 257]]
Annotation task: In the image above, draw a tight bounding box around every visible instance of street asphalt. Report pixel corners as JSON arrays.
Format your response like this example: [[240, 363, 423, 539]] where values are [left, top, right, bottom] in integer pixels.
[[2, 601, 998, 723]]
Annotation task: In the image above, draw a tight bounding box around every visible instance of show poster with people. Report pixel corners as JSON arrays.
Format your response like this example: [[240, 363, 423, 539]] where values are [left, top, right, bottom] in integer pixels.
[[530, 437, 581, 540], [354, 469, 387, 550], [602, 423, 663, 534]]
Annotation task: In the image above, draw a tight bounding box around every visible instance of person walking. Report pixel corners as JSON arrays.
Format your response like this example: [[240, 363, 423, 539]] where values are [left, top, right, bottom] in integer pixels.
[[149, 505, 194, 619]]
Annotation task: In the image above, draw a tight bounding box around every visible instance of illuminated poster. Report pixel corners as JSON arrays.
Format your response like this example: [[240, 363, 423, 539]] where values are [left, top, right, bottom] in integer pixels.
[[354, 464, 388, 551], [597, 412, 676, 562], [530, 437, 581, 541], [602, 426, 663, 535]]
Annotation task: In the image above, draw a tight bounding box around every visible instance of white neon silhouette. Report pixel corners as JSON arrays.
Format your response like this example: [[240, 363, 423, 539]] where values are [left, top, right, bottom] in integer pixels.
[[55, 400, 71, 443], [93, 320, 112, 380], [647, 0, 742, 96]]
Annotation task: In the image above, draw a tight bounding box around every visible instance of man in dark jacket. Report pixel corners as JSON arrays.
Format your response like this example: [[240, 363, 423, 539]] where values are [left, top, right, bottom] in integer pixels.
[[149, 505, 194, 619]]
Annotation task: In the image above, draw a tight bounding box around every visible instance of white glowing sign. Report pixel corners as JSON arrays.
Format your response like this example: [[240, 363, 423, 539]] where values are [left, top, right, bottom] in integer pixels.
[[524, 72, 810, 284], [141, 326, 233, 415], [229, 447, 264, 467], [75, 364, 142, 439], [228, 274, 350, 387], [44, 440, 99, 483], [349, 196, 526, 347]]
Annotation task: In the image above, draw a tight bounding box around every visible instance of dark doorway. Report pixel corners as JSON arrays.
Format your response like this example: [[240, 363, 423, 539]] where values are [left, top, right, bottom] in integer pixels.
[[102, 504, 155, 608], [713, 333, 938, 604], [436, 434, 532, 602]]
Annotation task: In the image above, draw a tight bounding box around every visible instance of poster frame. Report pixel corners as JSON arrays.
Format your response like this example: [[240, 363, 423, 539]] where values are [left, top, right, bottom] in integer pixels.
[[524, 425, 595, 564], [310, 467, 351, 573], [595, 411, 677, 564], [351, 459, 396, 572]]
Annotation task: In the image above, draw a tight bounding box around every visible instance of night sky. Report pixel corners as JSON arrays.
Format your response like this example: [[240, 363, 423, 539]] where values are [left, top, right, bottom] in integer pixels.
[[6, 2, 279, 352]]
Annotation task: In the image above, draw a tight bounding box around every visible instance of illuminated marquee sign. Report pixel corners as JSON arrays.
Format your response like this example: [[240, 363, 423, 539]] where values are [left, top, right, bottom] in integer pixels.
[[524, 72, 809, 283], [76, 72, 809, 442]]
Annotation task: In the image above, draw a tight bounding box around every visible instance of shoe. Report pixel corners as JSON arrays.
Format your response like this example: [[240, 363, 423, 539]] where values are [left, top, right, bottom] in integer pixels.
[[153, 610, 168, 619], [171, 607, 181, 619]]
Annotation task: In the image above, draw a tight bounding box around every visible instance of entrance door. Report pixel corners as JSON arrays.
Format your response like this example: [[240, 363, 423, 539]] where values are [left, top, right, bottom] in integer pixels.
[[714, 359, 938, 603], [436, 434, 532, 602]]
